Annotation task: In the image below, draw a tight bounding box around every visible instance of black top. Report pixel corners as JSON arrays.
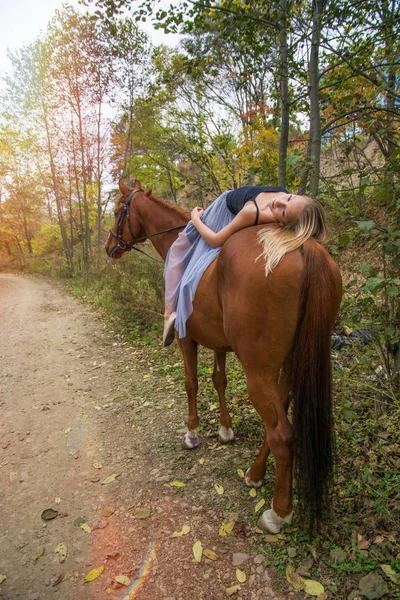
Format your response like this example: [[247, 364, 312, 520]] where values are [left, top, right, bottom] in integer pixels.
[[226, 186, 289, 217]]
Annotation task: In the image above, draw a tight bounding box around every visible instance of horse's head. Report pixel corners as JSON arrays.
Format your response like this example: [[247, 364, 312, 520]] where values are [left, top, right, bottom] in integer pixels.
[[105, 179, 148, 259]]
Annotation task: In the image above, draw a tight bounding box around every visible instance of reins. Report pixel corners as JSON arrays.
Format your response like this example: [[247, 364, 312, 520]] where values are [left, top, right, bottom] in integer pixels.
[[109, 189, 186, 261]]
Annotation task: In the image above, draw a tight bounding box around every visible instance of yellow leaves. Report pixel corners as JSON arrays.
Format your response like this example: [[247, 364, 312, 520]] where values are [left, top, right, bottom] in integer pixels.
[[199, 458, 205, 465], [114, 575, 131, 586], [236, 568, 247, 583], [33, 546, 45, 562], [380, 564, 399, 584], [249, 488, 257, 497], [255, 498, 265, 513], [0, 575, 6, 584], [143, 374, 150, 379], [171, 525, 191, 538], [134, 508, 151, 519], [80, 522, 92, 534], [169, 480, 186, 487], [214, 483, 224, 495], [237, 469, 244, 478], [226, 584, 241, 596], [84, 566, 104, 583], [286, 565, 325, 596], [193, 540, 203, 562], [219, 522, 235, 537], [54, 543, 67, 563], [82, 414, 89, 419], [101, 473, 120, 485], [64, 427, 72, 434], [92, 461, 103, 469], [203, 549, 218, 561]]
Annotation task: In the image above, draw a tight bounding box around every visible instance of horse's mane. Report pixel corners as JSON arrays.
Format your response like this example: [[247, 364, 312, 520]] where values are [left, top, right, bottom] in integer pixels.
[[148, 191, 190, 223]]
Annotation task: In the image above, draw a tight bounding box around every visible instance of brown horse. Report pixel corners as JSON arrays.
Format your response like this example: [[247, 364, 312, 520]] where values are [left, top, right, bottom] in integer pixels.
[[105, 179, 342, 533]]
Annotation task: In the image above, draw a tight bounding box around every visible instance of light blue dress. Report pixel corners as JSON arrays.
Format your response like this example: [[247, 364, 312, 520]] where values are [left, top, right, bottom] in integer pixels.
[[164, 191, 234, 338]]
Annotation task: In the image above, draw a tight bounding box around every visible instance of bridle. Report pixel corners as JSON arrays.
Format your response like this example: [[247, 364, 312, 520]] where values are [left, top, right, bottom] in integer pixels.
[[108, 189, 186, 260]]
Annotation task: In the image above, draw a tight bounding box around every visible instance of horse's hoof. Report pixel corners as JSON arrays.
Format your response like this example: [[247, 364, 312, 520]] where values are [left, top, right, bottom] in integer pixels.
[[182, 429, 200, 450], [257, 507, 293, 534], [218, 425, 235, 444], [244, 468, 263, 489]]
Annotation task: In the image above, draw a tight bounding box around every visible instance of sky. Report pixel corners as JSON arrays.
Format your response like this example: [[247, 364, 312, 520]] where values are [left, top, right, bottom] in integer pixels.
[[0, 0, 180, 79]]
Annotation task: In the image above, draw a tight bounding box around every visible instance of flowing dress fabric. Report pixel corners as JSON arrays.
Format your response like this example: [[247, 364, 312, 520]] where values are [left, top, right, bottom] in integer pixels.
[[164, 191, 234, 339]]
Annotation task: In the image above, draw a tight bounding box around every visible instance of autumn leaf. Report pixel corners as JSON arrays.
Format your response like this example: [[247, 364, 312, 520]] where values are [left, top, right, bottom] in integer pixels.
[[33, 547, 45, 562], [101, 474, 120, 485], [236, 568, 247, 583], [380, 564, 399, 584], [219, 522, 235, 536], [255, 499, 265, 513], [0, 575, 6, 584], [226, 584, 241, 596], [237, 469, 244, 478], [114, 575, 131, 586], [203, 549, 218, 561], [169, 480, 186, 487], [55, 497, 61, 504], [199, 458, 205, 465], [264, 534, 280, 543], [286, 564, 305, 591], [214, 484, 224, 495], [193, 540, 203, 562], [357, 534, 370, 550], [303, 579, 325, 596], [171, 525, 191, 538], [249, 488, 257, 497], [41, 508, 58, 520], [80, 522, 92, 534], [54, 543, 67, 563], [84, 566, 104, 582], [134, 508, 150, 519], [92, 462, 103, 469]]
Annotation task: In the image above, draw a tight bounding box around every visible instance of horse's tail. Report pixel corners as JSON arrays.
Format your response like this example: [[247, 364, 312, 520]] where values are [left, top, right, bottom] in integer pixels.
[[291, 240, 340, 532]]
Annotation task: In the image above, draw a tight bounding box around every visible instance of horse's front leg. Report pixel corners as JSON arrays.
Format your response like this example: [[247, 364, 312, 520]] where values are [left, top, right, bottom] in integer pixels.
[[212, 351, 234, 444], [245, 357, 292, 488], [178, 336, 200, 449]]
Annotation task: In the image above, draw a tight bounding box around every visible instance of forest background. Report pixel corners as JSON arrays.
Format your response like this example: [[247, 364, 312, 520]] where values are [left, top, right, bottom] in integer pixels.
[[0, 0, 399, 596]]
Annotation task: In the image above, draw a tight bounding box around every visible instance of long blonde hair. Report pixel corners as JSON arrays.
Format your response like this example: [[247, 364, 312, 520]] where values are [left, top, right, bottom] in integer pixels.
[[257, 197, 329, 275]]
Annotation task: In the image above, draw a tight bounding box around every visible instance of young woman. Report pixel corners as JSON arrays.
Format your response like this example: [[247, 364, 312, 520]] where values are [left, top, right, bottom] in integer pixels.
[[163, 186, 328, 346]]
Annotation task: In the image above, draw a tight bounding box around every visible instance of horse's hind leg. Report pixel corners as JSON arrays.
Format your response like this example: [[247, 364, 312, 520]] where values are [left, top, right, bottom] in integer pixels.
[[245, 370, 293, 533], [245, 358, 292, 488], [178, 336, 200, 449], [212, 351, 234, 444]]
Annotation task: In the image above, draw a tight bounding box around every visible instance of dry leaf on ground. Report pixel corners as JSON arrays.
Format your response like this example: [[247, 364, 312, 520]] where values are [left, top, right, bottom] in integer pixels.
[[219, 522, 235, 536], [80, 522, 92, 534], [114, 575, 131, 586], [101, 474, 120, 485], [203, 549, 218, 560], [226, 584, 241, 596], [193, 540, 203, 562], [54, 543, 67, 563], [255, 498, 265, 512], [169, 480, 186, 487], [0, 576, 6, 584], [170, 525, 191, 538], [236, 568, 247, 583], [33, 547, 45, 562], [84, 566, 105, 582], [215, 483, 224, 495], [303, 579, 325, 596], [249, 488, 257, 497]]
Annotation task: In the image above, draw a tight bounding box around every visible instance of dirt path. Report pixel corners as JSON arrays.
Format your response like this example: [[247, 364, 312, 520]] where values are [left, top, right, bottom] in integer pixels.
[[0, 274, 288, 600]]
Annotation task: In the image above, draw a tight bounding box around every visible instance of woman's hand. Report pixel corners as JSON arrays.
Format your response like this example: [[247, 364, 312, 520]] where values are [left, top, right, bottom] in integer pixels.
[[191, 207, 204, 222]]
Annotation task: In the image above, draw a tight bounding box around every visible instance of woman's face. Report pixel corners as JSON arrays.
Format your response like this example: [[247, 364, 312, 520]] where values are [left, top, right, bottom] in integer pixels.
[[270, 194, 310, 225]]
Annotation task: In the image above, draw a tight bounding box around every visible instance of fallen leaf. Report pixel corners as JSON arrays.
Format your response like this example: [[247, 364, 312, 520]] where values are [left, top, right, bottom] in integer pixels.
[[41, 508, 58, 521], [226, 584, 241, 596], [102, 507, 115, 517], [374, 535, 384, 545], [237, 469, 244, 478], [236, 568, 247, 583], [199, 458, 205, 465], [317, 593, 328, 600], [80, 522, 92, 534], [203, 549, 218, 561], [264, 534, 280, 543], [33, 547, 45, 562], [55, 498, 61, 505], [286, 564, 305, 591], [171, 525, 191, 538], [303, 579, 325, 596], [0, 575, 6, 584], [84, 566, 105, 582], [114, 575, 131, 586], [380, 564, 399, 584], [219, 522, 235, 537], [73, 516, 87, 527], [215, 484, 224, 495], [166, 403, 173, 409], [169, 480, 186, 487], [357, 534, 370, 550], [82, 414, 89, 419], [64, 427, 72, 434], [255, 498, 265, 513], [92, 462, 103, 469], [249, 488, 257, 497], [193, 540, 203, 562], [101, 474, 120, 485], [52, 573, 64, 587], [55, 543, 67, 563], [134, 508, 150, 519]]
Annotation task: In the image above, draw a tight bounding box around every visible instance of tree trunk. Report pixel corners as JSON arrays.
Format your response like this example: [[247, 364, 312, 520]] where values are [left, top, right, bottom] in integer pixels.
[[278, 0, 289, 188], [308, 0, 324, 198]]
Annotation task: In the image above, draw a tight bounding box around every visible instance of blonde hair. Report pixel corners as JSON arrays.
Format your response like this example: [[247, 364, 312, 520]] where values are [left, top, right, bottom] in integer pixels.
[[257, 197, 329, 275]]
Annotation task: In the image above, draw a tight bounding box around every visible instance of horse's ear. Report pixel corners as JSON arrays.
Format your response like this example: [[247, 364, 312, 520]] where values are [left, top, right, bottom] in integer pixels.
[[145, 187, 152, 196], [119, 179, 131, 195], [133, 179, 141, 189]]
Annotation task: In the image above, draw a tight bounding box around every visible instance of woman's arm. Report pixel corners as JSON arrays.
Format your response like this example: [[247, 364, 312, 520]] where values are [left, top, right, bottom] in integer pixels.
[[191, 204, 257, 248]]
